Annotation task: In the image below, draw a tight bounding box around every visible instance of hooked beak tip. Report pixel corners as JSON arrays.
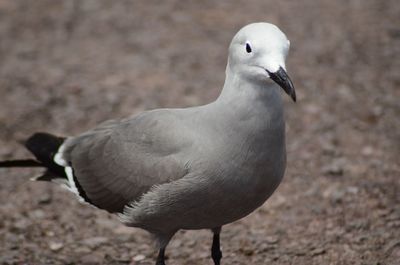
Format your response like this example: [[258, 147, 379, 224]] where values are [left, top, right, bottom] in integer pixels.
[[291, 89, 297, 102]]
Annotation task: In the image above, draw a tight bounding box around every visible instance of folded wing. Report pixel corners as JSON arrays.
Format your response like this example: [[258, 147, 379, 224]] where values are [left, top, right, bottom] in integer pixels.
[[60, 110, 191, 213]]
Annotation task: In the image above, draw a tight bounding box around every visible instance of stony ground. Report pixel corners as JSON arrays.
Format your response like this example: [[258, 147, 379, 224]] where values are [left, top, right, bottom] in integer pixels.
[[0, 1, 399, 264]]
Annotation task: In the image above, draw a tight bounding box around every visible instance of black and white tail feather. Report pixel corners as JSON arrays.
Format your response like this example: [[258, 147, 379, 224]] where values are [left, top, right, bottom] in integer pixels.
[[0, 132, 92, 204]]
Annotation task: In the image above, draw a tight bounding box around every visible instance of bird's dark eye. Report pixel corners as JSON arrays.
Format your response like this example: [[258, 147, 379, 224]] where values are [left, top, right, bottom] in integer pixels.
[[245, 42, 252, 53]]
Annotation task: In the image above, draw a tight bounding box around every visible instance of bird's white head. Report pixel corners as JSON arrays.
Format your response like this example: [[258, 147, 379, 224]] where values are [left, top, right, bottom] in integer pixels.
[[227, 22, 296, 102]]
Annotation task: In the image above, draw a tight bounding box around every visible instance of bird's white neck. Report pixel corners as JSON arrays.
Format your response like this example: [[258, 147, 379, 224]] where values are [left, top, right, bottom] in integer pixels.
[[216, 65, 284, 123]]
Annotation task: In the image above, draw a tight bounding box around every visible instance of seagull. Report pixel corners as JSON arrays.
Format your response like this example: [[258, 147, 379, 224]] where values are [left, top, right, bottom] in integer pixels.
[[0, 22, 296, 265]]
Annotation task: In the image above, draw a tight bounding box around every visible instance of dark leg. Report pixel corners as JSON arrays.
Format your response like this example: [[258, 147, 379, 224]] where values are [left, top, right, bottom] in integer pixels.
[[154, 231, 175, 265], [211, 227, 222, 265], [156, 248, 166, 265]]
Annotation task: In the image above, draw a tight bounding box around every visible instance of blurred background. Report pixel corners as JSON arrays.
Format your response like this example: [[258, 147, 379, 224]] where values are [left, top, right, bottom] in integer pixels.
[[0, 1, 399, 264]]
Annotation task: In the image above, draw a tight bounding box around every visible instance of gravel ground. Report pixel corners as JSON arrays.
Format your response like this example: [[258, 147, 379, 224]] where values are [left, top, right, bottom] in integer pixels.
[[0, 1, 399, 264]]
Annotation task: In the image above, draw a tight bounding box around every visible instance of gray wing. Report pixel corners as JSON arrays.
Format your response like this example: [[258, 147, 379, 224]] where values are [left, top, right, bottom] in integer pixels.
[[62, 109, 192, 213]]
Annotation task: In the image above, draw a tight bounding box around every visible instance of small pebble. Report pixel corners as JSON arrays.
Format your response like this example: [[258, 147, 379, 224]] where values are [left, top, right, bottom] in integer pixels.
[[82, 236, 109, 248], [265, 236, 279, 244], [361, 146, 374, 156], [310, 247, 326, 256], [322, 160, 344, 176], [49, 242, 64, 251], [38, 193, 52, 204], [132, 254, 146, 262]]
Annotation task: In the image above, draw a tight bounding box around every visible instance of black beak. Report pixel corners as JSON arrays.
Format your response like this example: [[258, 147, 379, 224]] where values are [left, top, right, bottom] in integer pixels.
[[267, 67, 296, 102]]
